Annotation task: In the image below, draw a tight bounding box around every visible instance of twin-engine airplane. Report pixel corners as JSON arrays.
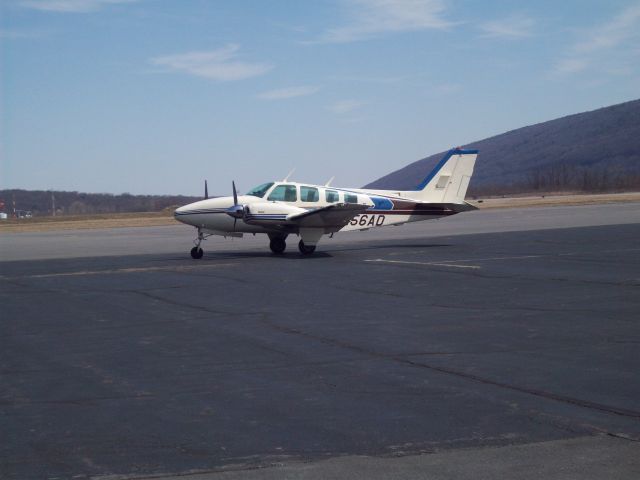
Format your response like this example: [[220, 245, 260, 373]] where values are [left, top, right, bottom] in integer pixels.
[[175, 148, 478, 258]]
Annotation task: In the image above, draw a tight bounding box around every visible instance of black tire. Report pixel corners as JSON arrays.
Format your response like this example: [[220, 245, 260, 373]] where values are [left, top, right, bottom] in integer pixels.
[[190, 246, 204, 259], [269, 237, 286, 254], [298, 240, 316, 255]]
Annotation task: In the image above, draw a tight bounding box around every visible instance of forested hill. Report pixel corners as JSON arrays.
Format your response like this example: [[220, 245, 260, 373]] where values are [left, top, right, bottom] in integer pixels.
[[0, 189, 201, 217], [365, 99, 640, 194]]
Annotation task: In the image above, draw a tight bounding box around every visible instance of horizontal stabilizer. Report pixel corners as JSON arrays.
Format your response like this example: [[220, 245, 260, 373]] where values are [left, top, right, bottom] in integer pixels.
[[441, 202, 478, 213]]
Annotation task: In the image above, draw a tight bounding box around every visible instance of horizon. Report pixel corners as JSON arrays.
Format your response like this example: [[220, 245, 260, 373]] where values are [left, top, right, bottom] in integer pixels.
[[3, 0, 640, 196]]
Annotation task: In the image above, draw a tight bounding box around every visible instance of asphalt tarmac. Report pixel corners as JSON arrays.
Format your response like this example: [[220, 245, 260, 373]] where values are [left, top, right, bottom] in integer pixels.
[[1, 203, 639, 479]]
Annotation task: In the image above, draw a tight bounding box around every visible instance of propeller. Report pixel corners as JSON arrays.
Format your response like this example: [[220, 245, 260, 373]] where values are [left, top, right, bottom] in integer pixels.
[[232, 180, 238, 206], [226, 181, 246, 231], [204, 180, 209, 200]]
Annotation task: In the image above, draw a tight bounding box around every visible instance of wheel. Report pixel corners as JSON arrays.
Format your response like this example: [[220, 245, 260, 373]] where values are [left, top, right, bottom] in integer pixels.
[[298, 240, 316, 255], [269, 237, 286, 254], [190, 246, 204, 259]]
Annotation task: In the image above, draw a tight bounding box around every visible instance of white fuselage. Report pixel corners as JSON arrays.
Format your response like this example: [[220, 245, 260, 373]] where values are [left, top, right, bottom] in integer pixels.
[[174, 149, 478, 256], [174, 181, 460, 237]]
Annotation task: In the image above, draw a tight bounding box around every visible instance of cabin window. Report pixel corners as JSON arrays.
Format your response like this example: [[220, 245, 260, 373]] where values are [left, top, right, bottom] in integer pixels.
[[326, 190, 339, 203], [246, 182, 274, 198], [344, 193, 358, 203], [268, 184, 297, 202], [300, 186, 319, 202]]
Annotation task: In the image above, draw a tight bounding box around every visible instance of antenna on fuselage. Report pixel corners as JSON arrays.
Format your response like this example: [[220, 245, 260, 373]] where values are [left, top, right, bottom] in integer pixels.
[[204, 180, 209, 199], [282, 169, 296, 182], [324, 176, 335, 187]]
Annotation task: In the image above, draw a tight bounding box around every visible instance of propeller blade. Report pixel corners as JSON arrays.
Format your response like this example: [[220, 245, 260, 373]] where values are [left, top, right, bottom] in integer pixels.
[[204, 180, 209, 200], [232, 181, 238, 206], [226, 182, 245, 221]]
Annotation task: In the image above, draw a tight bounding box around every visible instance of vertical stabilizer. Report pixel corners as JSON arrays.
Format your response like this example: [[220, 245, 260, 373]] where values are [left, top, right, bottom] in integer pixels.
[[404, 148, 478, 203]]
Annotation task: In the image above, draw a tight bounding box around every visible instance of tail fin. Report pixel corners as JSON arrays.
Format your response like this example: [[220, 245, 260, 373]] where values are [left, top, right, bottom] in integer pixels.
[[405, 148, 478, 203]]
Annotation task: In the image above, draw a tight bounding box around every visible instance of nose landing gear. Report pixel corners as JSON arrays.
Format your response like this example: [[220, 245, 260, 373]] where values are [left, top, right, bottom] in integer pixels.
[[190, 228, 206, 259]]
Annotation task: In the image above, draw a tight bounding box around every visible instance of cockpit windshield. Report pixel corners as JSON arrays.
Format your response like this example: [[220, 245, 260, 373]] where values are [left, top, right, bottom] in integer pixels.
[[245, 182, 274, 198]]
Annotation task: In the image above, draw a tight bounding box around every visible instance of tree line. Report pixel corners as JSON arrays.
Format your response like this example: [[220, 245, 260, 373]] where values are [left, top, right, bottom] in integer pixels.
[[0, 190, 201, 217], [468, 163, 640, 197]]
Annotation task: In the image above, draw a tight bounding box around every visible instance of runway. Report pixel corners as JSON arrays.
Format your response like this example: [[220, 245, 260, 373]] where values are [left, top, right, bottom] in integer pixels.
[[1, 203, 640, 479]]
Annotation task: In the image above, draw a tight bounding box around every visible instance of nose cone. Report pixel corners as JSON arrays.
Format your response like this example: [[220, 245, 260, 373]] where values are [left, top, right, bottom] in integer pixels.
[[174, 204, 190, 215], [174, 202, 198, 226], [174, 198, 233, 227]]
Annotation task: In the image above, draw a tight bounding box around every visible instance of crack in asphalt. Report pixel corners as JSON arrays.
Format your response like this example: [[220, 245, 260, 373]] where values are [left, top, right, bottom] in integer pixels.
[[0, 263, 237, 279], [363, 258, 640, 287], [129, 290, 264, 318], [107, 286, 640, 426], [253, 316, 640, 424], [5, 269, 638, 429]]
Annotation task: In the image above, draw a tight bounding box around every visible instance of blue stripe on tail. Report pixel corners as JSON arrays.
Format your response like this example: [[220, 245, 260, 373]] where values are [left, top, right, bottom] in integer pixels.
[[414, 147, 479, 191]]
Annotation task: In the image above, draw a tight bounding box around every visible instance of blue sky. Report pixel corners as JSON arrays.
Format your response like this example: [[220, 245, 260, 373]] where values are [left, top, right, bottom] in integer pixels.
[[2, 0, 640, 195]]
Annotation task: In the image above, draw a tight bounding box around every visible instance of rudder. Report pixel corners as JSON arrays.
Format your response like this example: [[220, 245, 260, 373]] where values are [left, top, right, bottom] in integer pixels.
[[405, 148, 478, 203]]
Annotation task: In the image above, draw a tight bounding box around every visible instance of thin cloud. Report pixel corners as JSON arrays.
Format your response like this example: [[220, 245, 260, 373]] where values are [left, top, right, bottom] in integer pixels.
[[479, 13, 535, 38], [327, 99, 367, 114], [20, 0, 139, 13], [257, 85, 320, 100], [432, 82, 461, 94], [329, 73, 411, 84], [554, 3, 640, 76], [554, 58, 589, 75], [573, 3, 640, 53], [0, 28, 50, 39], [150, 45, 273, 82], [329, 71, 434, 88], [308, 0, 454, 44]]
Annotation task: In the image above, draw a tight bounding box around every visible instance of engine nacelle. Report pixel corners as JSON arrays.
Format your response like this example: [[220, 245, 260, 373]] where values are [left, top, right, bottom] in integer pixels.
[[243, 202, 305, 225]]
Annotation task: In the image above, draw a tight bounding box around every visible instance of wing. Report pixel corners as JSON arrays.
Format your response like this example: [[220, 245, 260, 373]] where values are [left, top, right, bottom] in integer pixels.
[[286, 203, 368, 233]]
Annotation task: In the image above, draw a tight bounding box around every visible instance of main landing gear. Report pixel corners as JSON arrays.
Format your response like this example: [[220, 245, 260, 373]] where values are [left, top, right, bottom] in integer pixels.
[[298, 240, 316, 255], [267, 234, 317, 255], [269, 236, 287, 254], [188, 230, 318, 258]]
